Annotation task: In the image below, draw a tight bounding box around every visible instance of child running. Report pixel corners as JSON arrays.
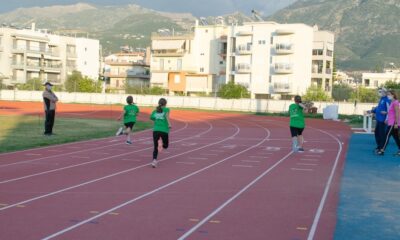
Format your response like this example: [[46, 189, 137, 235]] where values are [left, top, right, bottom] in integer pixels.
[[378, 90, 400, 156], [150, 98, 171, 168], [116, 96, 139, 145], [289, 95, 308, 152]]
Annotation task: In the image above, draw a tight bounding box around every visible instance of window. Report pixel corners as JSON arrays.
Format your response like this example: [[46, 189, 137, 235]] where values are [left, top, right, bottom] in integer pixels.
[[85, 47, 87, 52], [200, 67, 204, 72], [258, 40, 266, 45], [200, 53, 205, 56], [327, 50, 333, 57], [177, 59, 182, 70], [160, 59, 164, 70], [374, 81, 379, 87], [220, 61, 224, 65], [205, 29, 208, 33], [174, 75, 180, 84], [313, 49, 323, 55], [365, 79, 370, 87], [270, 37, 273, 45], [269, 76, 272, 83]]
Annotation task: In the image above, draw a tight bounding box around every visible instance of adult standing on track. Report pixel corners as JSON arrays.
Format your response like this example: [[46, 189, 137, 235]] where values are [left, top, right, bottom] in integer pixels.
[[150, 98, 171, 168], [42, 82, 58, 136], [289, 95, 308, 152], [378, 90, 400, 156], [370, 87, 391, 154]]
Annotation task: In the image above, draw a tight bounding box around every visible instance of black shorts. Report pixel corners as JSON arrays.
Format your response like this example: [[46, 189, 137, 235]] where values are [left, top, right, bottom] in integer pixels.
[[290, 127, 304, 137], [124, 122, 135, 129]]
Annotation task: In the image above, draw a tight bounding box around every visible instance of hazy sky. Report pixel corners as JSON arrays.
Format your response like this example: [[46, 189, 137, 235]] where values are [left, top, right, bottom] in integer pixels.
[[0, 0, 296, 16]]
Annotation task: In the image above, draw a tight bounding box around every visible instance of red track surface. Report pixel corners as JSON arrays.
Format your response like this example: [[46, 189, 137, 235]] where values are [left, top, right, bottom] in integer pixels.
[[0, 101, 351, 240]]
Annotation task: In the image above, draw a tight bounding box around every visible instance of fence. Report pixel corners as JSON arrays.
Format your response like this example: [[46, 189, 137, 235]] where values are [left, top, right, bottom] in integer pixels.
[[0, 90, 375, 115]]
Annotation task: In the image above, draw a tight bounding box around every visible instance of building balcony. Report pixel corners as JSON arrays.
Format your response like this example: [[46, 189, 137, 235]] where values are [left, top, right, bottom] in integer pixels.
[[237, 30, 253, 36], [43, 64, 62, 73], [26, 62, 41, 69], [104, 72, 150, 79], [274, 63, 293, 74], [11, 62, 25, 69], [273, 82, 292, 93], [236, 45, 252, 55], [67, 52, 77, 59], [275, 43, 294, 54], [236, 63, 251, 74], [152, 50, 186, 57], [276, 29, 295, 35]]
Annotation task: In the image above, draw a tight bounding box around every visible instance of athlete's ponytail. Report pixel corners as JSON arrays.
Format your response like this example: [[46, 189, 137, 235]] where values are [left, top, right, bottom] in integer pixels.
[[157, 98, 167, 113]]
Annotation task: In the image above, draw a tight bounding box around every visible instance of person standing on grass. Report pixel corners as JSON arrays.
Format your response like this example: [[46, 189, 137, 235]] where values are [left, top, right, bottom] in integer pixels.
[[42, 82, 58, 136], [116, 96, 139, 145], [370, 87, 391, 154], [377, 90, 400, 156], [289, 95, 308, 152], [150, 98, 171, 168]]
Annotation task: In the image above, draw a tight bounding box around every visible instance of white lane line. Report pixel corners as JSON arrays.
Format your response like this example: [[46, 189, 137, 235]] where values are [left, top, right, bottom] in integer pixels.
[[178, 151, 293, 240], [201, 154, 218, 156], [71, 156, 90, 159], [300, 159, 319, 162], [249, 156, 269, 159], [232, 165, 253, 168], [25, 153, 41, 156], [176, 162, 196, 165], [0, 122, 213, 185], [297, 163, 318, 166], [305, 155, 321, 158], [291, 168, 314, 172], [0, 124, 188, 168], [0, 121, 233, 210], [242, 160, 260, 163], [307, 128, 343, 240], [41, 124, 269, 240], [188, 157, 208, 160]]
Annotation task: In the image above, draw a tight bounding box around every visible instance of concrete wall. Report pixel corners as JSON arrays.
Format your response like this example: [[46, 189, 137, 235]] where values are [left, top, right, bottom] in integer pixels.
[[0, 90, 374, 115]]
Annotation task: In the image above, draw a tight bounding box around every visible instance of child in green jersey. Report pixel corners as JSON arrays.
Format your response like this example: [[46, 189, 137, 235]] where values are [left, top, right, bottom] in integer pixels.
[[289, 95, 308, 152], [150, 98, 171, 168], [116, 96, 140, 145]]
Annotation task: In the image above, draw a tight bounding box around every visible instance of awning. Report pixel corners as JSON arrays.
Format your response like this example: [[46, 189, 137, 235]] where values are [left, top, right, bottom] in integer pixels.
[[152, 40, 185, 50]]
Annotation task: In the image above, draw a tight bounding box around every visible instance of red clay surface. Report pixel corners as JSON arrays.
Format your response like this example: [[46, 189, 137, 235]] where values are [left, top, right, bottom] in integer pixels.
[[0, 100, 351, 240]]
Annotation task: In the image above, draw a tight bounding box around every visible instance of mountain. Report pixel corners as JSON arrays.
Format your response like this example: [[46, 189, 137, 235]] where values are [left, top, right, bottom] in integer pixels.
[[269, 0, 400, 70], [0, 3, 194, 54]]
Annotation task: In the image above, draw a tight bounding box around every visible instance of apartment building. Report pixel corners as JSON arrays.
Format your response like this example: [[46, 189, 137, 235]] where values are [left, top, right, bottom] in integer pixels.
[[150, 21, 334, 99], [0, 24, 100, 86], [362, 69, 400, 89], [104, 52, 150, 90]]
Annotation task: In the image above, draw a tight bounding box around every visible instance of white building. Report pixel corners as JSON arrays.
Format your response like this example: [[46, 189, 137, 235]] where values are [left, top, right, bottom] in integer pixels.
[[150, 21, 334, 99], [0, 24, 100, 86], [362, 69, 400, 89]]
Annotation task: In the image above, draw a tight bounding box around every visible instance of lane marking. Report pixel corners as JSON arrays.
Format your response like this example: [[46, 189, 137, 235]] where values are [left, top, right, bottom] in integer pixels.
[[0, 203, 8, 207], [90, 211, 99, 214], [232, 165, 253, 168], [25, 153, 41, 156], [188, 157, 208, 160], [109, 212, 119, 216], [297, 163, 318, 166], [300, 159, 319, 162], [249, 156, 269, 159], [242, 160, 260, 163], [209, 220, 221, 224], [201, 154, 218, 156], [291, 168, 314, 172], [297, 227, 308, 231], [176, 162, 196, 165], [177, 151, 293, 240]]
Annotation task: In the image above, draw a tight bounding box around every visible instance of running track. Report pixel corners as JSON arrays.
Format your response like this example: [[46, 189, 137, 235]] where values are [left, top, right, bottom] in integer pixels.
[[0, 101, 351, 240]]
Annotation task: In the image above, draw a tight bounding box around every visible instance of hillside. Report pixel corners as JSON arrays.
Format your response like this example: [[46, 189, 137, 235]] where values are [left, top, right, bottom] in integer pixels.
[[269, 0, 400, 70], [0, 3, 194, 53]]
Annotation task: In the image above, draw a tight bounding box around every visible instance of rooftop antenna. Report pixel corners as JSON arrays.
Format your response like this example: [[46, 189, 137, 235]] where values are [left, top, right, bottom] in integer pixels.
[[199, 17, 208, 26], [251, 9, 264, 22]]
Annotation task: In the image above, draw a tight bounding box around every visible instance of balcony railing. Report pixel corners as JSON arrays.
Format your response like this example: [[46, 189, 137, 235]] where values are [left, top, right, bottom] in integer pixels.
[[274, 63, 293, 74], [236, 45, 252, 55], [152, 50, 186, 57], [67, 52, 77, 58], [276, 29, 295, 35], [273, 82, 292, 93], [11, 62, 25, 69], [236, 63, 251, 74], [275, 43, 294, 54], [237, 30, 253, 36], [13, 45, 57, 56]]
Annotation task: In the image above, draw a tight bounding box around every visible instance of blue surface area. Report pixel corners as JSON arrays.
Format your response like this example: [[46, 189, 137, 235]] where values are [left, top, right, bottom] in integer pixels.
[[335, 134, 400, 240]]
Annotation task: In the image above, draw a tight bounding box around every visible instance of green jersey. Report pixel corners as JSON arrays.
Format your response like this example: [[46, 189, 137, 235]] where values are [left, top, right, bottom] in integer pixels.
[[123, 104, 139, 123], [150, 107, 170, 133], [289, 103, 305, 128]]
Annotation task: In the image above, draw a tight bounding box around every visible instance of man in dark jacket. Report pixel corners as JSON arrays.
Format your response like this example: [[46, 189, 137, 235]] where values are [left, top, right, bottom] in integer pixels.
[[42, 82, 58, 136]]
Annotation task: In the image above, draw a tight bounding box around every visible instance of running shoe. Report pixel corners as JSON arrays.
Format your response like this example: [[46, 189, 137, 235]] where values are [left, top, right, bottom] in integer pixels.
[[126, 141, 132, 145], [297, 148, 305, 152], [116, 127, 124, 136], [376, 150, 384, 156], [151, 159, 158, 168]]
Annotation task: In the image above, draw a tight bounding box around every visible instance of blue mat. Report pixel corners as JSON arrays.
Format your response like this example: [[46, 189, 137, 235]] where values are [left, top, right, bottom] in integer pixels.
[[335, 134, 400, 240]]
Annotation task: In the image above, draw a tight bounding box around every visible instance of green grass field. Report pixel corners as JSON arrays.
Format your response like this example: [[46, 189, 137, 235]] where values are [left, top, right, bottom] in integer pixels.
[[0, 115, 152, 153]]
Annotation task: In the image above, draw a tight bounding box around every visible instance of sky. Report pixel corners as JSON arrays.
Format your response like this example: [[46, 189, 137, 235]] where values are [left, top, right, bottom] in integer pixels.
[[0, 0, 296, 16]]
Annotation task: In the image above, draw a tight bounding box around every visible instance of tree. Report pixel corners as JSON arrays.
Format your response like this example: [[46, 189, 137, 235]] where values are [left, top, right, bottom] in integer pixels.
[[350, 87, 378, 103], [65, 71, 102, 93], [16, 78, 43, 91], [303, 85, 330, 101], [332, 83, 353, 101], [125, 85, 165, 95], [218, 81, 250, 99], [332, 54, 337, 83]]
